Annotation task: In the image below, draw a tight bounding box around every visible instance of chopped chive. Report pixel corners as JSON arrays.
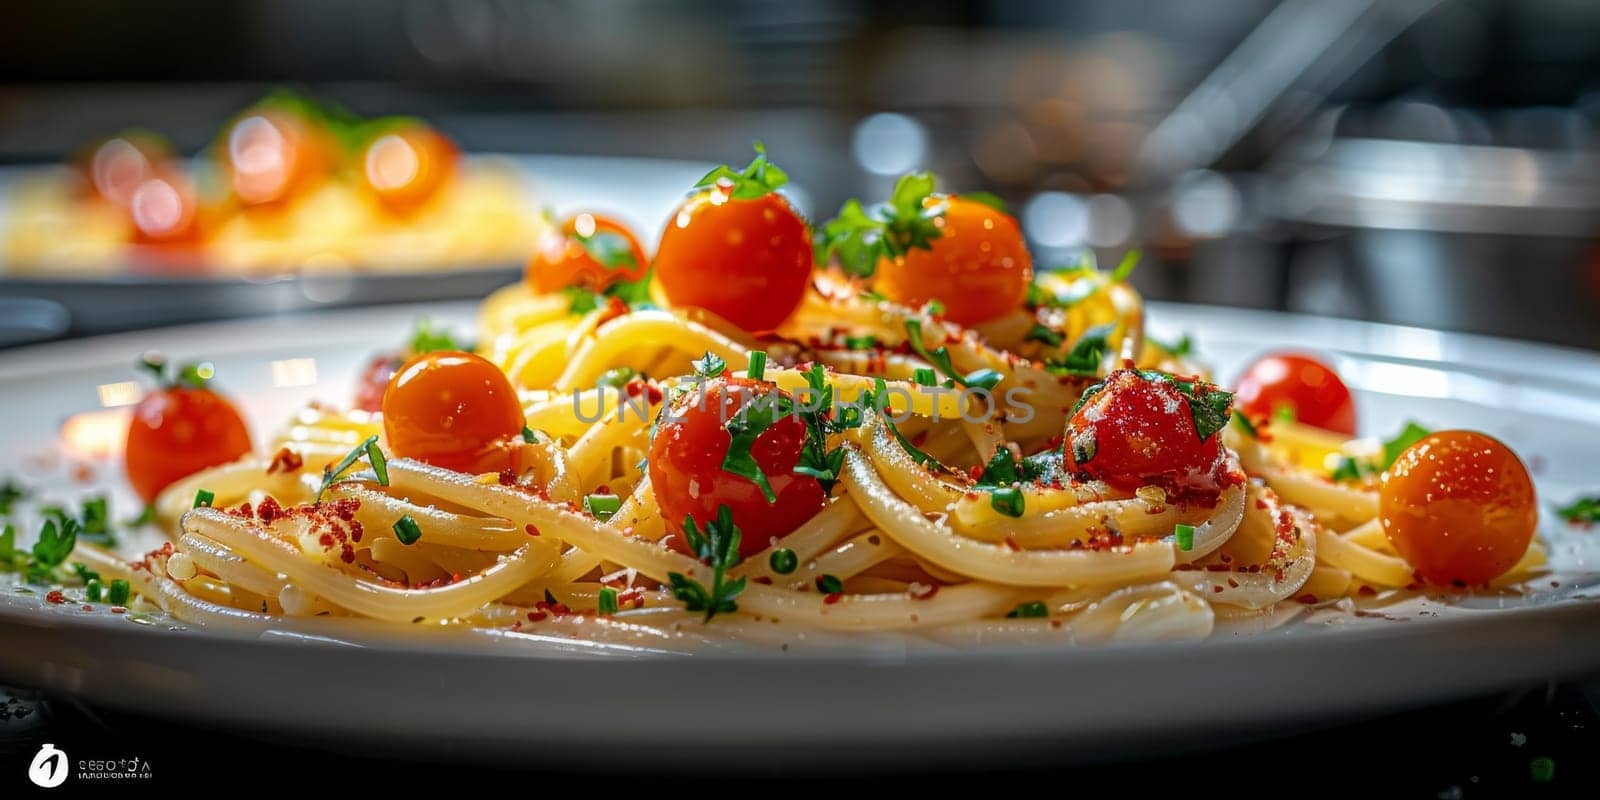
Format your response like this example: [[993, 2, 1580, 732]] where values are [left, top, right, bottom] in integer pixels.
[[597, 587, 619, 616], [815, 574, 844, 594], [193, 489, 214, 509], [843, 335, 879, 351], [85, 579, 103, 603], [989, 486, 1025, 518], [1174, 523, 1195, 551], [1231, 410, 1258, 439], [365, 440, 389, 486], [769, 547, 798, 575], [912, 367, 937, 387], [107, 578, 130, 606], [393, 515, 423, 545], [746, 350, 768, 380], [1006, 601, 1049, 619], [521, 426, 537, 444], [583, 493, 622, 522], [692, 351, 727, 379]]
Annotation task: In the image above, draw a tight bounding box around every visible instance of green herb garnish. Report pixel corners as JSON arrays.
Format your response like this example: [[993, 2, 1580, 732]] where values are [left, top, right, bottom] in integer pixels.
[[597, 587, 619, 616], [868, 378, 940, 468], [1024, 323, 1065, 347], [769, 548, 798, 575], [989, 486, 1025, 518], [583, 493, 622, 522], [843, 335, 879, 351], [694, 141, 789, 200], [790, 362, 863, 493], [1231, 410, 1259, 439], [815, 574, 844, 594], [1045, 323, 1114, 378], [667, 505, 747, 621], [521, 426, 538, 444], [1381, 422, 1431, 468], [1151, 333, 1194, 358], [315, 435, 390, 502], [1556, 496, 1600, 525], [0, 481, 25, 516], [193, 489, 215, 509], [107, 578, 130, 606], [1174, 523, 1195, 551], [1006, 601, 1049, 619], [746, 350, 768, 380], [596, 367, 639, 390], [574, 230, 638, 271], [816, 171, 944, 278], [85, 579, 103, 603], [409, 317, 465, 354], [903, 318, 1001, 390], [692, 351, 727, 379], [393, 515, 422, 545]]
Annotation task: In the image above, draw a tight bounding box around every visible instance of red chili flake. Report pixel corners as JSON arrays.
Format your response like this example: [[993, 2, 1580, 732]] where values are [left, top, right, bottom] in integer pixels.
[[510, 620, 523, 631], [318, 533, 335, 548], [1297, 594, 1319, 604], [908, 582, 939, 600], [754, 576, 773, 585], [257, 496, 284, 523], [111, 606, 127, 614], [1227, 578, 1240, 588], [1212, 585, 1224, 593], [1003, 535, 1021, 552], [1357, 585, 1377, 597], [527, 611, 548, 622], [80, 604, 93, 612], [72, 462, 95, 483], [498, 470, 518, 486], [234, 502, 254, 519], [340, 547, 355, 563], [823, 593, 843, 605], [524, 524, 541, 536]]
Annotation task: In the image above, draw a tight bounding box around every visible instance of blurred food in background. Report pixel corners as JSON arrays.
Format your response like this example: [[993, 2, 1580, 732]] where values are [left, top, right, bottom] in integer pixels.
[[3, 90, 541, 275], [1, 0, 1599, 350]]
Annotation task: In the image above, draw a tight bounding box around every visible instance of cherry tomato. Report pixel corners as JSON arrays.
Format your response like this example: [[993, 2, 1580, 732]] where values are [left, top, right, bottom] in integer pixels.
[[222, 109, 336, 206], [125, 382, 252, 504], [1380, 430, 1537, 586], [359, 123, 457, 213], [1234, 353, 1356, 435], [649, 376, 824, 558], [525, 212, 650, 294], [1066, 368, 1232, 498], [82, 132, 172, 208], [128, 169, 202, 244], [873, 196, 1032, 326], [353, 354, 404, 413], [381, 351, 525, 473], [654, 184, 811, 332]]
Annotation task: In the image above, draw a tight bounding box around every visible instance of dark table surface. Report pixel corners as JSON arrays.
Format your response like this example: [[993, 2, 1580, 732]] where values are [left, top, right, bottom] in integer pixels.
[[2, 681, 1597, 795]]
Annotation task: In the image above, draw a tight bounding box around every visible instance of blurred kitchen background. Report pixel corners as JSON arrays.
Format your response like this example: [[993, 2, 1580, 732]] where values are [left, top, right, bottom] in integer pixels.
[[3, 0, 1600, 350]]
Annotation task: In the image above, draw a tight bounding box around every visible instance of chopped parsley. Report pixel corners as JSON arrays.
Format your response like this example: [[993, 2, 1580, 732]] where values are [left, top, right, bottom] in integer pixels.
[[70, 562, 100, 584], [392, 515, 423, 545], [1231, 410, 1259, 439], [720, 393, 788, 503], [597, 587, 619, 616], [521, 426, 538, 444], [868, 378, 940, 468], [903, 318, 1001, 390], [1151, 332, 1194, 358], [911, 367, 937, 387], [107, 578, 131, 606], [843, 334, 879, 351], [667, 505, 747, 621], [1556, 496, 1600, 525], [1045, 323, 1114, 378], [816, 171, 944, 278], [1330, 457, 1370, 483], [975, 447, 1043, 518], [315, 435, 390, 502], [409, 317, 465, 354], [0, 481, 25, 516], [1006, 601, 1049, 619], [694, 141, 790, 200], [790, 363, 864, 493], [1024, 323, 1065, 347], [769, 547, 798, 575], [574, 229, 638, 271], [1381, 422, 1431, 468], [192, 489, 215, 509]]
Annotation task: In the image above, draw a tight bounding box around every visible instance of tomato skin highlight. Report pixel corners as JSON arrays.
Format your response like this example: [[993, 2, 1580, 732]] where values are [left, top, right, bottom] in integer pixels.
[[125, 388, 253, 503], [1380, 430, 1537, 586], [1234, 353, 1356, 435], [381, 351, 525, 474], [654, 187, 811, 332], [873, 196, 1032, 326], [221, 110, 337, 207], [525, 213, 650, 295], [359, 124, 457, 213], [648, 376, 824, 559], [1066, 369, 1232, 499]]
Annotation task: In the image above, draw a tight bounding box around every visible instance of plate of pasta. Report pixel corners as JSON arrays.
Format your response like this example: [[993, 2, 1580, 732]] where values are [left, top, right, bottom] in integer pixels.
[[2, 145, 1600, 763]]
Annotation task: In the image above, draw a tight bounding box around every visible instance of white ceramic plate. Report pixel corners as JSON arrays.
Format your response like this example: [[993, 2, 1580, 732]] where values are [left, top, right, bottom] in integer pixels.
[[1, 303, 1598, 768]]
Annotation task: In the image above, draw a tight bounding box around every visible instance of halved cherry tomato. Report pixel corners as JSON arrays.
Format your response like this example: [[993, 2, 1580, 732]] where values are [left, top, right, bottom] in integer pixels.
[[125, 361, 252, 503], [359, 122, 457, 213], [649, 376, 824, 558], [654, 171, 811, 332], [525, 212, 649, 294], [873, 195, 1032, 326], [1234, 353, 1356, 435], [353, 354, 404, 413], [82, 132, 172, 208], [382, 351, 524, 473], [1380, 430, 1537, 586], [128, 169, 202, 244], [221, 109, 337, 206], [1066, 368, 1234, 499]]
